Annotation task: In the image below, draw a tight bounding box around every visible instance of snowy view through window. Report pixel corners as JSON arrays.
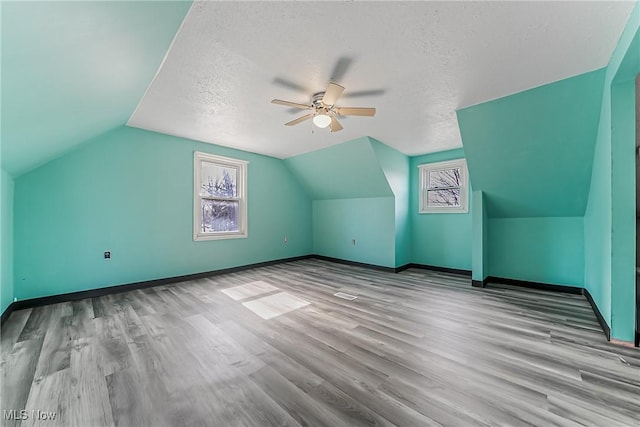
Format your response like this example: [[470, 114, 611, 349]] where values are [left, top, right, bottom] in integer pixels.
[[418, 159, 467, 214], [200, 163, 239, 232], [427, 167, 461, 207]]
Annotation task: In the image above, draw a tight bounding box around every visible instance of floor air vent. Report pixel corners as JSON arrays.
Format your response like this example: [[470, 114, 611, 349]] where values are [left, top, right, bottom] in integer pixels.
[[334, 292, 358, 301]]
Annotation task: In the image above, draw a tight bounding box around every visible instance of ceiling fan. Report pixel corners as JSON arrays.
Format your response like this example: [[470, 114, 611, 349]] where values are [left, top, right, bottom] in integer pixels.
[[271, 82, 376, 132]]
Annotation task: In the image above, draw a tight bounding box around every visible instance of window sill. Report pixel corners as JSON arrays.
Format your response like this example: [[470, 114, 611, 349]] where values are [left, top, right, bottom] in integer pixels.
[[419, 208, 469, 214], [194, 232, 248, 241]]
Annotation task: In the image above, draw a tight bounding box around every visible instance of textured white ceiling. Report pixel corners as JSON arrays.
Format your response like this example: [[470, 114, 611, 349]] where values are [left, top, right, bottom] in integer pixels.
[[128, 1, 635, 158]]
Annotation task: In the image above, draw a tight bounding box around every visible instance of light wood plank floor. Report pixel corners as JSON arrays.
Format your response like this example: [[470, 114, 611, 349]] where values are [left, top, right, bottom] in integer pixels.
[[1, 259, 639, 426]]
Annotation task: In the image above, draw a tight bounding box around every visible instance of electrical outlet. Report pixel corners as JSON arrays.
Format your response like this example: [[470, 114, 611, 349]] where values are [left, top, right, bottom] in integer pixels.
[[352, 239, 356, 246], [283, 236, 288, 244], [104, 251, 111, 259], [13, 297, 17, 302]]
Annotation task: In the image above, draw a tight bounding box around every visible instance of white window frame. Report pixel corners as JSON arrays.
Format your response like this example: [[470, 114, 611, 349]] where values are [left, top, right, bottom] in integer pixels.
[[194, 151, 248, 241], [419, 158, 468, 214]]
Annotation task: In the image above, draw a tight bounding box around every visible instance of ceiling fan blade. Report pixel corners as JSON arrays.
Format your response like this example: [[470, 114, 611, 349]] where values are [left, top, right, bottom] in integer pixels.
[[329, 116, 343, 132], [285, 113, 314, 126], [271, 99, 313, 110], [322, 82, 345, 106], [329, 57, 353, 82], [343, 89, 386, 98], [272, 77, 308, 93], [334, 107, 376, 117]]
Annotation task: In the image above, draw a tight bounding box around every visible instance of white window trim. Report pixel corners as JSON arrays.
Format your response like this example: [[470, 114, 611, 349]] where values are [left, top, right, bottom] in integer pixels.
[[418, 158, 468, 214], [194, 151, 248, 241]]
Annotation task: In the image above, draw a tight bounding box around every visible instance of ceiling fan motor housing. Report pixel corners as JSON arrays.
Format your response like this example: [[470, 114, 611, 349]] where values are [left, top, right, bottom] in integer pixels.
[[312, 92, 327, 108]]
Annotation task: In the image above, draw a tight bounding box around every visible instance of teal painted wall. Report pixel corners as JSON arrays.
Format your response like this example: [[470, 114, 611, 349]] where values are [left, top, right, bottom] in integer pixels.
[[1, 169, 14, 314], [370, 139, 411, 267], [1, 1, 192, 176], [286, 137, 405, 268], [13, 126, 312, 300], [585, 2, 639, 341], [4, 3, 637, 338], [584, 81, 613, 325], [410, 149, 472, 270], [458, 69, 606, 218], [472, 191, 488, 281], [312, 197, 395, 268], [489, 217, 584, 287], [483, 195, 489, 278], [284, 138, 392, 199], [610, 79, 637, 341]]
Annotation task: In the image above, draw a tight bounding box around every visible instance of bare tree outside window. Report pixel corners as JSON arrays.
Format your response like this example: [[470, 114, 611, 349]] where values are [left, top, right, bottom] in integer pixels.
[[427, 168, 461, 207], [200, 166, 239, 232], [419, 159, 468, 213], [194, 152, 248, 240]]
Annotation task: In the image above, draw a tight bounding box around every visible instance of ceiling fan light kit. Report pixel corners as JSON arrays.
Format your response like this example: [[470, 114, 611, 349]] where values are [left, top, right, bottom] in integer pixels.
[[272, 82, 376, 133], [312, 114, 332, 128]]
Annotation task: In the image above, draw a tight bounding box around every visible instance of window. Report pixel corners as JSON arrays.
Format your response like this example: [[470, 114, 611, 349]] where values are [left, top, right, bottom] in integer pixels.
[[419, 159, 468, 213], [194, 151, 248, 240]]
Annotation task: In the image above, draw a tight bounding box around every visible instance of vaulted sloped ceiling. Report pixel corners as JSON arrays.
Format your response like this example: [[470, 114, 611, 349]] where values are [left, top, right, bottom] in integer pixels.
[[128, 1, 634, 160], [1, 1, 635, 178], [284, 137, 393, 200], [457, 68, 606, 218], [1, 1, 192, 176]]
